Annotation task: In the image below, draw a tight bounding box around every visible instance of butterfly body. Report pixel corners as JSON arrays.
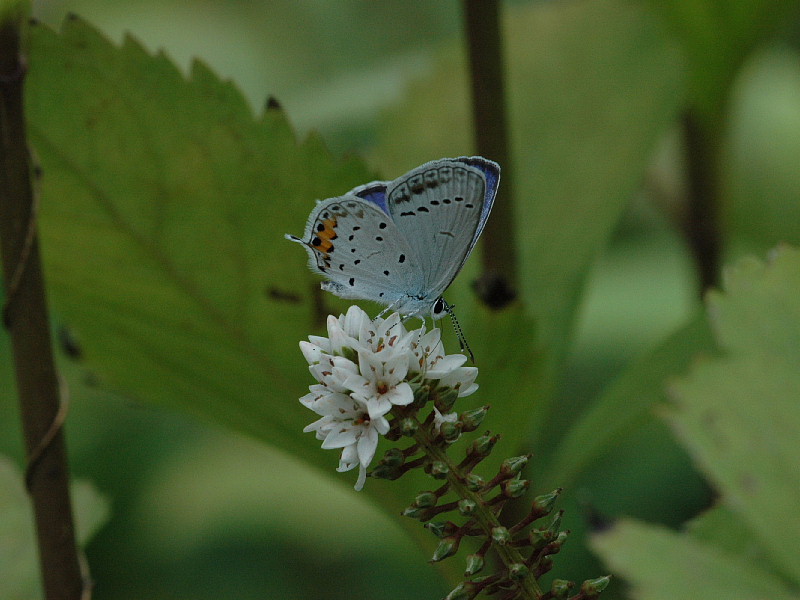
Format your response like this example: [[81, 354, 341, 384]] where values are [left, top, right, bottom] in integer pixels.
[[286, 156, 500, 320]]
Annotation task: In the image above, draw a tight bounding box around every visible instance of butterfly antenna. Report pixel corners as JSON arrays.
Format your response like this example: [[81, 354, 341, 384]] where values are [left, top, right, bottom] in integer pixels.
[[445, 302, 475, 363]]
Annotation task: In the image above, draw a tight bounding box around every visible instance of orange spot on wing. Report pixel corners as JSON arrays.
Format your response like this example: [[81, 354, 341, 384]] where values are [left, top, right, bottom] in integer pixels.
[[313, 218, 338, 255]]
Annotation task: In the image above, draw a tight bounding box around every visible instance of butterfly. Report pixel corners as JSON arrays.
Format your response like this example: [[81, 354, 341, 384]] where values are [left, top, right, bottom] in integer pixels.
[[286, 156, 500, 324]]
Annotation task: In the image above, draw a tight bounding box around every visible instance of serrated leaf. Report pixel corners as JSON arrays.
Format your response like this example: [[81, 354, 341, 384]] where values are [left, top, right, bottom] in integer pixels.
[[668, 359, 800, 581], [592, 246, 800, 596], [592, 519, 799, 600], [667, 246, 800, 582], [25, 16, 374, 469]]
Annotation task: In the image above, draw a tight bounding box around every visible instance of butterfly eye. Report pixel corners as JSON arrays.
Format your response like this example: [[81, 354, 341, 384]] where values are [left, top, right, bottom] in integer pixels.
[[432, 297, 447, 316]]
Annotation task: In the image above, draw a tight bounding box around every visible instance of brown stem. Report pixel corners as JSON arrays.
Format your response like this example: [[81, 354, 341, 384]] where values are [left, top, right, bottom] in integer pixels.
[[462, 0, 517, 309], [682, 110, 722, 294], [0, 11, 86, 600]]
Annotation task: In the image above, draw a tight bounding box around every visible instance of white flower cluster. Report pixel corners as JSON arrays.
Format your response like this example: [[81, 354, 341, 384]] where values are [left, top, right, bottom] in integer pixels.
[[299, 306, 478, 490]]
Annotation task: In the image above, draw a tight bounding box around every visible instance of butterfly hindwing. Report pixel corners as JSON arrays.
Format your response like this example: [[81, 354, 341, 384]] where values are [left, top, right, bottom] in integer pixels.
[[298, 194, 420, 304]]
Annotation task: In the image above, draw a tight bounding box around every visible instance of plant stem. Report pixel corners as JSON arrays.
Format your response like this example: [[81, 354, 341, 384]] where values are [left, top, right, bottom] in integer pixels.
[[414, 423, 543, 598], [0, 10, 85, 600], [682, 109, 722, 294], [462, 0, 517, 309]]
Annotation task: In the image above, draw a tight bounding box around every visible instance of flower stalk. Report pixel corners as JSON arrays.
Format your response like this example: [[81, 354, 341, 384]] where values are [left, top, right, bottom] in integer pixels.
[[297, 306, 607, 599]]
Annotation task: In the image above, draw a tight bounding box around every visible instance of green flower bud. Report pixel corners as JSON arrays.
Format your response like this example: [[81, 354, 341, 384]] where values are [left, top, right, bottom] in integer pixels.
[[468, 432, 498, 459], [508, 563, 530, 581], [440, 420, 462, 443], [443, 582, 480, 600], [528, 527, 554, 550], [491, 526, 510, 545], [434, 386, 459, 412], [580, 575, 612, 597], [381, 447, 405, 467], [531, 488, 561, 517], [402, 506, 430, 520], [429, 460, 450, 479], [500, 454, 529, 476], [412, 382, 432, 405], [431, 536, 459, 562], [465, 473, 485, 491], [399, 417, 419, 436], [413, 491, 438, 508], [502, 476, 529, 498], [425, 521, 457, 538], [464, 553, 485, 576], [457, 498, 477, 516], [549, 579, 573, 598], [370, 464, 401, 480], [459, 406, 489, 431]]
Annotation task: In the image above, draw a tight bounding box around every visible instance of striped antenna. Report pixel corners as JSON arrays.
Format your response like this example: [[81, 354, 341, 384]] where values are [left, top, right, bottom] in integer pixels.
[[443, 301, 475, 363]]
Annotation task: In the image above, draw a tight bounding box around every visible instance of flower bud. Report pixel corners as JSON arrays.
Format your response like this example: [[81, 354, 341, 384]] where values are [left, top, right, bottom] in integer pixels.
[[443, 582, 480, 600], [508, 563, 530, 581], [459, 406, 489, 431], [431, 536, 459, 562], [402, 506, 430, 520], [549, 579, 573, 598], [502, 477, 529, 498], [440, 420, 462, 443], [381, 447, 405, 467], [548, 510, 563, 533], [370, 464, 401, 480], [491, 526, 510, 545], [580, 575, 611, 598], [464, 553, 484, 576], [500, 454, 530, 476], [413, 491, 438, 508], [425, 521, 457, 538], [465, 473, 485, 491], [413, 382, 432, 405], [457, 498, 477, 516], [434, 386, 459, 412], [468, 432, 498, 459], [531, 488, 561, 517], [429, 460, 450, 479], [399, 417, 419, 436], [528, 527, 554, 550]]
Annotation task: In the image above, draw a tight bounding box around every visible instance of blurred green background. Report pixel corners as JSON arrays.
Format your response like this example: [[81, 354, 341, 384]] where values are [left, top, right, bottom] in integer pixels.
[[1, 0, 799, 598]]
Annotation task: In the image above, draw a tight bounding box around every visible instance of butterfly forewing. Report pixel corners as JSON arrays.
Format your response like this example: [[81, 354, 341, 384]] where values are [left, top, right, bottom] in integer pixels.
[[385, 159, 492, 296]]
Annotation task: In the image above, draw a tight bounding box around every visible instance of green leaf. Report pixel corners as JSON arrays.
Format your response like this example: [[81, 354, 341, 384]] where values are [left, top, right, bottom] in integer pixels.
[[592, 519, 799, 600], [644, 0, 800, 120], [592, 246, 800, 596], [26, 16, 374, 468], [667, 245, 800, 582], [539, 310, 714, 491], [0, 455, 109, 600]]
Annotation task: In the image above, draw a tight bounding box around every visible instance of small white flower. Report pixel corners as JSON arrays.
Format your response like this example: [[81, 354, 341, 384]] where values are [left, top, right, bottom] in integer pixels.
[[343, 351, 414, 418], [301, 390, 388, 491], [438, 366, 479, 397], [297, 305, 479, 490]]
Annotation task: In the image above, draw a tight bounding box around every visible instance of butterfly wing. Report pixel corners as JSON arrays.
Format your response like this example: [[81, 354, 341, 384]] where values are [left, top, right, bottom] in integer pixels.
[[382, 156, 500, 297], [288, 194, 420, 305]]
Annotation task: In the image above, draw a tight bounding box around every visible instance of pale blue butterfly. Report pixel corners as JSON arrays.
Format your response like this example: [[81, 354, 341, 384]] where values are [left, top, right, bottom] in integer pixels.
[[285, 156, 500, 327]]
